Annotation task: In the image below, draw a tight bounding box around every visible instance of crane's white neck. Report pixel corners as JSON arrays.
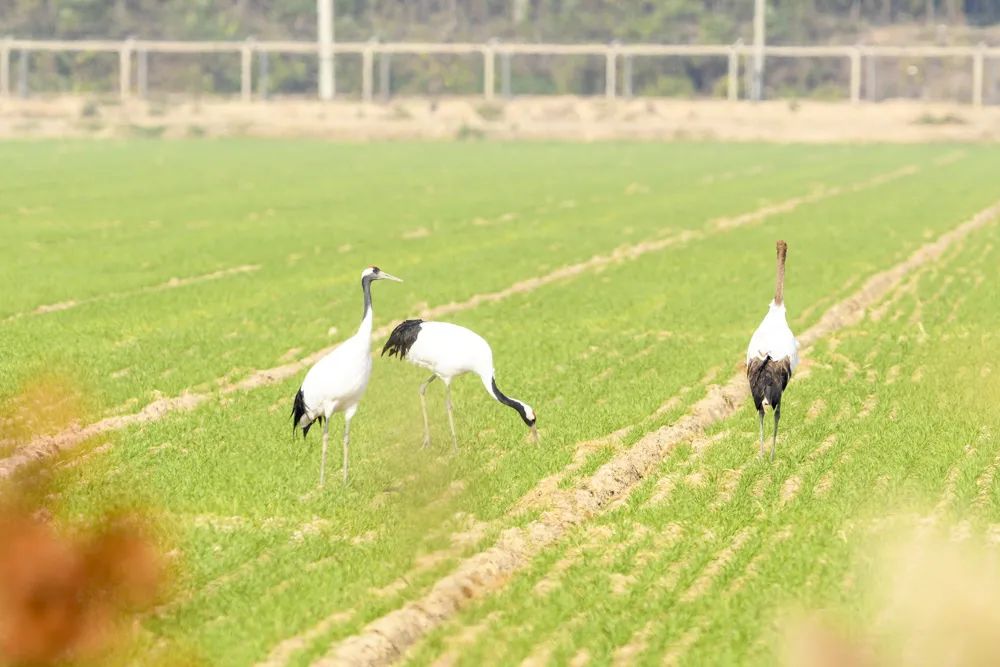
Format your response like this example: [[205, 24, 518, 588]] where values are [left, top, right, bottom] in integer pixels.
[[357, 304, 373, 339]]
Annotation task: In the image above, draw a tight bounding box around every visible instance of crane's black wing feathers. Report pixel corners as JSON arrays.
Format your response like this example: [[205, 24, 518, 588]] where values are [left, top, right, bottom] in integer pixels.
[[291, 388, 319, 438], [747, 356, 791, 412], [382, 319, 424, 359]]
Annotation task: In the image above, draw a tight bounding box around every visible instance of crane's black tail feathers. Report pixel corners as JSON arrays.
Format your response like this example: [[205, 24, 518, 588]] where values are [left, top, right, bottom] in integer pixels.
[[291, 388, 318, 439], [382, 319, 424, 359], [747, 356, 791, 413]]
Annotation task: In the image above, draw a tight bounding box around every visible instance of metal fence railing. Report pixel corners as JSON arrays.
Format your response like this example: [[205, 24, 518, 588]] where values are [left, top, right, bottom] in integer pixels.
[[0, 37, 996, 106]]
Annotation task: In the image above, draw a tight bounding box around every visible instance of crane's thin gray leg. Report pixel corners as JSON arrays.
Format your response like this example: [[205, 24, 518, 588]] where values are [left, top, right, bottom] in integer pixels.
[[343, 405, 357, 484], [419, 374, 436, 449], [444, 381, 458, 454], [757, 409, 765, 459], [771, 405, 780, 461], [320, 418, 330, 487]]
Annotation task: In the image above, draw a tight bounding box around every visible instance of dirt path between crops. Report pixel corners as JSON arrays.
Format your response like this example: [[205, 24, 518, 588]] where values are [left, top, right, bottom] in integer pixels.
[[0, 161, 925, 480], [4, 97, 1000, 143], [2, 264, 260, 324], [306, 199, 1000, 667]]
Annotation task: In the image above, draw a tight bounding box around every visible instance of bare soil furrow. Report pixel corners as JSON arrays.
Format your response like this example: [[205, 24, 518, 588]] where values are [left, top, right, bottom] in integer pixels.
[[709, 163, 917, 232], [922, 446, 978, 532], [725, 527, 794, 597], [680, 527, 756, 603], [151, 546, 277, 620], [514, 613, 587, 667], [660, 627, 703, 666], [709, 468, 744, 510], [973, 451, 1000, 511], [423, 612, 500, 667], [254, 613, 354, 667], [2, 264, 261, 324], [0, 391, 206, 480], [798, 200, 1000, 351], [611, 621, 655, 666]]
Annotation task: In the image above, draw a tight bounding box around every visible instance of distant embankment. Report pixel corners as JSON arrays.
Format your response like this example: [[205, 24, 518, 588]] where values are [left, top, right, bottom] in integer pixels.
[[2, 96, 998, 143]]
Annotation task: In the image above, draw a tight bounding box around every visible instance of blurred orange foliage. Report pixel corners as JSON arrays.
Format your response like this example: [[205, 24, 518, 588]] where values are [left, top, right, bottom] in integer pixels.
[[1, 374, 165, 665], [0, 510, 163, 665]]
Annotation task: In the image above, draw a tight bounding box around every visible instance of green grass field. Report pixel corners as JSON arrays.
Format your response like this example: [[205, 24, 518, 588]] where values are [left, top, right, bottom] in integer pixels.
[[2, 141, 999, 666]]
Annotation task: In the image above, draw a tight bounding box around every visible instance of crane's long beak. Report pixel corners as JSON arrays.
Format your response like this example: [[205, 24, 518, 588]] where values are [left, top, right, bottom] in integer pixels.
[[529, 424, 539, 443], [380, 272, 403, 282]]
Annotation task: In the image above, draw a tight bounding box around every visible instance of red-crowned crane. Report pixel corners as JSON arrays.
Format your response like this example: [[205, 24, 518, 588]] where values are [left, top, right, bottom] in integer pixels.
[[291, 266, 402, 485], [381, 320, 537, 451], [746, 240, 799, 460]]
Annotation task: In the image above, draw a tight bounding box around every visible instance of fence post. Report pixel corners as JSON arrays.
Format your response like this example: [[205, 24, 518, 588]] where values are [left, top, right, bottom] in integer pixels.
[[241, 38, 254, 102], [973, 42, 985, 108], [483, 39, 496, 101], [728, 39, 741, 101], [119, 37, 133, 100], [623, 53, 633, 98], [866, 50, 877, 101], [500, 49, 512, 99], [850, 46, 861, 104], [0, 37, 10, 98], [378, 50, 391, 102], [258, 49, 269, 99], [17, 48, 27, 98], [137, 47, 148, 98], [605, 42, 618, 100], [362, 38, 375, 103], [751, 0, 765, 101], [317, 0, 335, 100]]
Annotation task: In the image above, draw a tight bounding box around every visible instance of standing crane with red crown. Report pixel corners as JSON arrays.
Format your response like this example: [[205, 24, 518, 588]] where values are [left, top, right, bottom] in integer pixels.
[[291, 266, 403, 485], [746, 240, 799, 460]]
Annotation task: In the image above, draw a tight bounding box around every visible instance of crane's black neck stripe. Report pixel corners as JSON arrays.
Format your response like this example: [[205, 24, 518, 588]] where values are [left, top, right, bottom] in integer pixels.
[[361, 274, 375, 320], [492, 377, 534, 426]]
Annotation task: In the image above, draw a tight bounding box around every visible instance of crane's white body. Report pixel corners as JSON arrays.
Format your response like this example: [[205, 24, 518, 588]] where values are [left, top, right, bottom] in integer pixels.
[[300, 311, 373, 423], [405, 321, 496, 392], [746, 301, 799, 372]]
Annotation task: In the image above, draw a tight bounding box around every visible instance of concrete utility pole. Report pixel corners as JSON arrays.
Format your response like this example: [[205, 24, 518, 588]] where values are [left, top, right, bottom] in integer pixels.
[[318, 0, 335, 100], [751, 0, 765, 101]]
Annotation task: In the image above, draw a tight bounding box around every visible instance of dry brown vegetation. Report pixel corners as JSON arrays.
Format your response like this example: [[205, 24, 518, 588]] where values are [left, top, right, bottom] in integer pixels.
[[3, 97, 1000, 143]]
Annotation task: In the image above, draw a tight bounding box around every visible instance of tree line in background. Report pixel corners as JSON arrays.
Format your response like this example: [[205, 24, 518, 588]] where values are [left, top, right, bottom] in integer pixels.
[[4, 1, 999, 41], [2, 1, 997, 101]]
